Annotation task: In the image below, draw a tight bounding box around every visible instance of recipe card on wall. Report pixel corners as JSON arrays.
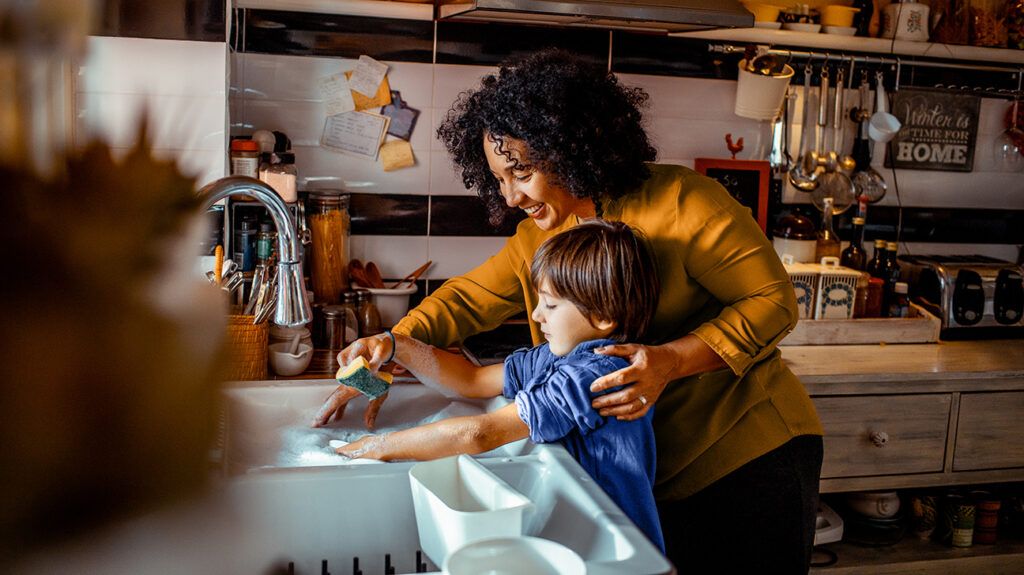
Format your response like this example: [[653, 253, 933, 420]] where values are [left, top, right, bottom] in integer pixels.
[[885, 88, 980, 172]]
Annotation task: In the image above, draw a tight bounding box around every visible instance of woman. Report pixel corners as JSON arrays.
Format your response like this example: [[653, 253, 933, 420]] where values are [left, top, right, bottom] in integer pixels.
[[315, 49, 823, 572]]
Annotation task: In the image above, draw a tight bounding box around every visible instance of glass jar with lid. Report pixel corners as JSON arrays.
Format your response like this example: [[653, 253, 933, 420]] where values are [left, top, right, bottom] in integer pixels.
[[355, 289, 383, 337], [307, 191, 350, 304]]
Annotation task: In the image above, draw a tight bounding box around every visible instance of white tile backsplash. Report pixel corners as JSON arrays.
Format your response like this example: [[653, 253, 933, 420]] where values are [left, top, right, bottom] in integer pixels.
[[350, 235, 430, 279], [75, 37, 228, 187], [427, 236, 509, 278], [78, 37, 227, 98]]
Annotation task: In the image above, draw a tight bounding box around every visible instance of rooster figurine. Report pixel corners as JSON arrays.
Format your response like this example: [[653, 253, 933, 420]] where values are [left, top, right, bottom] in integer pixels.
[[725, 133, 744, 160]]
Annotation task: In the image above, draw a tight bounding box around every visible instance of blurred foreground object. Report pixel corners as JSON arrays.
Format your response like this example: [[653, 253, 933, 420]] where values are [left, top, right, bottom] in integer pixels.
[[0, 132, 227, 560]]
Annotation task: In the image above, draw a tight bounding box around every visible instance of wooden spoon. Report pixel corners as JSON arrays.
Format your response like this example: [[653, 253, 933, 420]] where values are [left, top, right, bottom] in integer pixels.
[[348, 259, 371, 288], [364, 261, 385, 288], [391, 260, 432, 289]]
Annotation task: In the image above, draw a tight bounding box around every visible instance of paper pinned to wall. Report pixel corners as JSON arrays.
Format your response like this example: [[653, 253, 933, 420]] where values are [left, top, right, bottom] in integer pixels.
[[318, 73, 356, 117], [380, 139, 416, 171], [322, 111, 390, 161], [345, 71, 391, 111], [348, 55, 389, 97], [381, 90, 419, 141]]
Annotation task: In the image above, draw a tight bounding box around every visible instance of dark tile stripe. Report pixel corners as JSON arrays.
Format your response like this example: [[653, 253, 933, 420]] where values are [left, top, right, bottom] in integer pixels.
[[827, 207, 1024, 245], [349, 193, 429, 236], [430, 195, 523, 237], [240, 9, 434, 62], [436, 21, 608, 66], [94, 0, 225, 41], [611, 33, 726, 78]]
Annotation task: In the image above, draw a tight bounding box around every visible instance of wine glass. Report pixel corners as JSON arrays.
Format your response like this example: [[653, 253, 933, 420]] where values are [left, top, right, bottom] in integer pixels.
[[994, 99, 1024, 172]]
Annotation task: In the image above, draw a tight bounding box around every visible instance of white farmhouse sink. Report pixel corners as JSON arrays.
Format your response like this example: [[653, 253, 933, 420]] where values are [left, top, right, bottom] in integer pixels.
[[219, 380, 531, 475]]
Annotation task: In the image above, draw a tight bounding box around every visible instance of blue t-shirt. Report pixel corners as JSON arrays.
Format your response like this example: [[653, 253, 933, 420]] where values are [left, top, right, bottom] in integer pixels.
[[503, 339, 664, 551]]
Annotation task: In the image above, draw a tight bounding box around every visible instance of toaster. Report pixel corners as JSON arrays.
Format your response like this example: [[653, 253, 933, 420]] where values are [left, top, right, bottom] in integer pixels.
[[898, 255, 1024, 338]]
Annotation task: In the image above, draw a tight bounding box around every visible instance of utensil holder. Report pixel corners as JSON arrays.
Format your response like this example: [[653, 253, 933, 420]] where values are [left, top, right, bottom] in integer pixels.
[[225, 312, 269, 380], [735, 59, 795, 121]]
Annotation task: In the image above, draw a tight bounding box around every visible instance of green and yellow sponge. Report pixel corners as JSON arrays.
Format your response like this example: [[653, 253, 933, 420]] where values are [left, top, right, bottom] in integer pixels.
[[336, 356, 393, 399]]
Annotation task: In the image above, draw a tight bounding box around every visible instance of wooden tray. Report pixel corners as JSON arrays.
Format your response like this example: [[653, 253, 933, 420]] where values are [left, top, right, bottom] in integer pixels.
[[780, 303, 941, 345]]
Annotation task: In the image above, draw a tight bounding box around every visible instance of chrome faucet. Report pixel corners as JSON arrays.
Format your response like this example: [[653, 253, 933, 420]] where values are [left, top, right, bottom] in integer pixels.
[[198, 176, 312, 327]]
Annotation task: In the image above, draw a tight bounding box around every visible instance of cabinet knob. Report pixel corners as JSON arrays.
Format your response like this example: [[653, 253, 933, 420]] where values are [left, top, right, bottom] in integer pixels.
[[869, 431, 890, 447]]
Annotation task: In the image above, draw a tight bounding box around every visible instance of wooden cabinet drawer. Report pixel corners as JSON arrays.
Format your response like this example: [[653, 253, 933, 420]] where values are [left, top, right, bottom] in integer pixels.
[[813, 394, 951, 478], [954, 391, 1024, 471]]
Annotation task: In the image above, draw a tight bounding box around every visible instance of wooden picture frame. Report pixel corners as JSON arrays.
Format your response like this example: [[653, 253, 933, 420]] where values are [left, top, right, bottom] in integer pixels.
[[694, 158, 770, 234]]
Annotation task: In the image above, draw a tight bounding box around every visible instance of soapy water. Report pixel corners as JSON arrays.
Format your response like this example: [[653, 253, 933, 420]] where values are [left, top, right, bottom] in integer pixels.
[[274, 401, 482, 468]]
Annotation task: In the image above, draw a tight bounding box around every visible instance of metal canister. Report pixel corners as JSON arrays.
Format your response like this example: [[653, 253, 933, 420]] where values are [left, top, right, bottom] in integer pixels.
[[321, 305, 350, 351]]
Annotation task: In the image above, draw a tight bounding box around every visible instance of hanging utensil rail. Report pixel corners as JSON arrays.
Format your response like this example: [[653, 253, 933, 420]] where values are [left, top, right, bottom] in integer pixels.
[[708, 43, 1023, 79]]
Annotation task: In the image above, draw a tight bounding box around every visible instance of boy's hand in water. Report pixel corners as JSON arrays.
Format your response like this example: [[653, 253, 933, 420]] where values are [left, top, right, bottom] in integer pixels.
[[336, 433, 391, 460]]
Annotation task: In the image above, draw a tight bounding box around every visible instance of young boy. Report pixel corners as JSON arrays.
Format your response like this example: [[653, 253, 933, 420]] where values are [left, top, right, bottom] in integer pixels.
[[335, 219, 663, 549]]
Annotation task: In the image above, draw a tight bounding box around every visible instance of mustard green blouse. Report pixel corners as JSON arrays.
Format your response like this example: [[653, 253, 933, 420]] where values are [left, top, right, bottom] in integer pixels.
[[393, 163, 822, 501]]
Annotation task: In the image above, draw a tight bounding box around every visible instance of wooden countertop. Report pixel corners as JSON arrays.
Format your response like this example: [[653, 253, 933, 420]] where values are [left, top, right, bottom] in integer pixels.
[[783, 339, 1024, 392]]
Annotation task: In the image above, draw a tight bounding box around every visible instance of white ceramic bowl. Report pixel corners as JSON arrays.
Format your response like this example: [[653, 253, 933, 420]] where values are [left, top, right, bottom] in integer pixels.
[[823, 25, 857, 36], [365, 285, 418, 328], [782, 22, 822, 33], [268, 342, 313, 376], [444, 536, 586, 575]]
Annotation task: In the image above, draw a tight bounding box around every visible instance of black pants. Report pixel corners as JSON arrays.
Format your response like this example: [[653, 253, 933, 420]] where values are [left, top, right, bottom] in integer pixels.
[[657, 434, 823, 575]]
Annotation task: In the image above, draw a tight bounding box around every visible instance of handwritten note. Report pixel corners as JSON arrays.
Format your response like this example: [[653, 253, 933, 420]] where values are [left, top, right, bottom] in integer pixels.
[[322, 111, 390, 161], [380, 140, 416, 171], [348, 55, 389, 98], [318, 74, 355, 117]]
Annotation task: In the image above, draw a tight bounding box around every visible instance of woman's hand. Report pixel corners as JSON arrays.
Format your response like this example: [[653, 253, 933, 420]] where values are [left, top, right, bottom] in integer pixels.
[[590, 343, 678, 421], [310, 334, 395, 429], [590, 335, 727, 421]]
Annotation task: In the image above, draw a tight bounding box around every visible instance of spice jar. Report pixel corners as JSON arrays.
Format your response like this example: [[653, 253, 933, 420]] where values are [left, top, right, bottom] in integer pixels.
[[260, 152, 298, 203], [355, 289, 383, 337], [307, 191, 350, 304], [230, 139, 259, 178]]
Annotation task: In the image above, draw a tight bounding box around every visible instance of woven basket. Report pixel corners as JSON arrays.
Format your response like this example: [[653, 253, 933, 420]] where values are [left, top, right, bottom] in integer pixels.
[[224, 313, 268, 381]]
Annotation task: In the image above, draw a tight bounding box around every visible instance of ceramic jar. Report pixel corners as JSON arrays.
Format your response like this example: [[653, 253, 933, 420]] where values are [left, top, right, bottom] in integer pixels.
[[882, 0, 931, 41]]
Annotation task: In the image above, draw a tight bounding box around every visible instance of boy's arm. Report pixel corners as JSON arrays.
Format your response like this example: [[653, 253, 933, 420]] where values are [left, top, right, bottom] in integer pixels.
[[336, 404, 528, 461], [392, 333, 505, 398]]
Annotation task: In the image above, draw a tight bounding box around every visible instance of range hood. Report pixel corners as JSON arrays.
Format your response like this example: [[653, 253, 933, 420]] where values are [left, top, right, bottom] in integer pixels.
[[438, 0, 754, 33]]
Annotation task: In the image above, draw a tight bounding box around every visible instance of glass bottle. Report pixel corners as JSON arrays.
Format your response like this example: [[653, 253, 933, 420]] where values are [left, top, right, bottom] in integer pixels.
[[355, 289, 383, 338], [881, 241, 902, 316], [814, 197, 842, 264], [866, 239, 887, 278], [888, 281, 911, 318], [255, 221, 277, 267], [307, 191, 350, 304], [340, 291, 361, 345], [232, 216, 257, 272], [840, 216, 867, 271]]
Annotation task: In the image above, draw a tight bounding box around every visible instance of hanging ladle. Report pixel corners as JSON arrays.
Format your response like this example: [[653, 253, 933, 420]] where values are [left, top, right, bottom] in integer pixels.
[[788, 63, 821, 191], [850, 73, 887, 209], [834, 66, 857, 174], [868, 70, 902, 143]]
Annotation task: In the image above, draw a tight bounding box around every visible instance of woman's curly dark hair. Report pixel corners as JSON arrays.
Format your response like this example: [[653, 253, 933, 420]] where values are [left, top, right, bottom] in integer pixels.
[[436, 49, 657, 226]]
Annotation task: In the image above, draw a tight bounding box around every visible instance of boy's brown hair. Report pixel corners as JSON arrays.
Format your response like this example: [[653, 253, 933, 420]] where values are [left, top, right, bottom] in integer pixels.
[[530, 219, 660, 343]]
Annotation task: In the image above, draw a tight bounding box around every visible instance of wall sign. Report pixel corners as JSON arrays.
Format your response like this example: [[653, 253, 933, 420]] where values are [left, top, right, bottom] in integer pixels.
[[886, 88, 981, 172], [694, 158, 769, 234]]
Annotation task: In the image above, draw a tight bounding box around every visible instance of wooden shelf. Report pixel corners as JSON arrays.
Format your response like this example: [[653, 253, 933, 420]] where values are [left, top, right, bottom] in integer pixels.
[[671, 28, 1024, 66], [236, 0, 434, 21], [811, 536, 1024, 574]]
